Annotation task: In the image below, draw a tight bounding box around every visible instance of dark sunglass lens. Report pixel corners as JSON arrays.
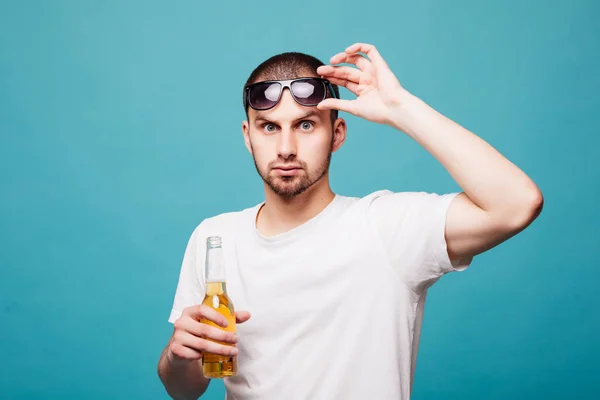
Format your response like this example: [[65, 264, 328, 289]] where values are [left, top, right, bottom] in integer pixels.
[[249, 82, 282, 109], [290, 79, 326, 105]]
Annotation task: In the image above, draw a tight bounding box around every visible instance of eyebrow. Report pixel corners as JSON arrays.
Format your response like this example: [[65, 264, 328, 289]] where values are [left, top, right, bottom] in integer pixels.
[[254, 110, 322, 124]]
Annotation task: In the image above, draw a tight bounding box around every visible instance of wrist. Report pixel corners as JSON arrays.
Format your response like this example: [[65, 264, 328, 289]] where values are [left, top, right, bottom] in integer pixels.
[[386, 90, 432, 138]]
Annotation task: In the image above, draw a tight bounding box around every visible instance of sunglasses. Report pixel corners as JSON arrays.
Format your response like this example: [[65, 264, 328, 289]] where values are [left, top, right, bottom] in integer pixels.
[[244, 77, 338, 111]]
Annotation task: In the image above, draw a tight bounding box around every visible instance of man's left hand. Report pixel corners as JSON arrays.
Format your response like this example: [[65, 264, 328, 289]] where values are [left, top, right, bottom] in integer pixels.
[[317, 43, 409, 126]]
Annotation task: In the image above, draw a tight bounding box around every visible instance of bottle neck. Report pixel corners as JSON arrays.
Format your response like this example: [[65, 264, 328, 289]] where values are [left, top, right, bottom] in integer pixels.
[[205, 237, 226, 283], [205, 281, 227, 296]]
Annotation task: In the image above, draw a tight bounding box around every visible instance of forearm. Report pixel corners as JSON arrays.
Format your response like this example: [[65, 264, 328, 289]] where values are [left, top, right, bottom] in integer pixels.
[[390, 91, 542, 224], [158, 340, 210, 400]]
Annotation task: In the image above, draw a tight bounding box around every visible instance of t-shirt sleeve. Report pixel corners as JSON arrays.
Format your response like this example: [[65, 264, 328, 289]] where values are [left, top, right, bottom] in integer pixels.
[[367, 190, 472, 294], [167, 224, 206, 324]]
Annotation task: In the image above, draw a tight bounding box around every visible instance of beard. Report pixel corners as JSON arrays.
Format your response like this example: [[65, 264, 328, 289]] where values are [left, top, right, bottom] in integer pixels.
[[250, 143, 333, 199]]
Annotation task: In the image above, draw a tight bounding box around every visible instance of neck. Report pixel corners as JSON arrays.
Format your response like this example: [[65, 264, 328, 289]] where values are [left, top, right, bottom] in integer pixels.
[[257, 177, 335, 237]]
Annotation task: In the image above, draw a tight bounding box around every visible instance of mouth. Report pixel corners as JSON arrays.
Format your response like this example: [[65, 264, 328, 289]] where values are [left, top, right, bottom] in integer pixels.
[[272, 166, 302, 176]]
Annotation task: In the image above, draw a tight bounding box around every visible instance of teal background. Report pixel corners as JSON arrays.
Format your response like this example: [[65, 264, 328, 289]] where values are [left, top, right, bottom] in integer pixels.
[[0, 0, 598, 399]]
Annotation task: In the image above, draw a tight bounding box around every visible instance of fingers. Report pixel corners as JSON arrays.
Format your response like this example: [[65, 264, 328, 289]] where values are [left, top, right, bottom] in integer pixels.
[[317, 49, 377, 96], [169, 342, 203, 361], [317, 65, 373, 87], [170, 331, 239, 360], [329, 52, 374, 74], [171, 306, 251, 363], [344, 43, 385, 66], [321, 43, 387, 87], [235, 310, 251, 324], [176, 330, 238, 356], [175, 317, 238, 344], [183, 304, 229, 328], [323, 77, 359, 95], [317, 98, 358, 116], [170, 311, 241, 362]]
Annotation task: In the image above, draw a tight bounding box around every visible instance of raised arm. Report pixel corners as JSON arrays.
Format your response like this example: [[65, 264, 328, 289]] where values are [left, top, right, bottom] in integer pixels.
[[317, 42, 543, 261]]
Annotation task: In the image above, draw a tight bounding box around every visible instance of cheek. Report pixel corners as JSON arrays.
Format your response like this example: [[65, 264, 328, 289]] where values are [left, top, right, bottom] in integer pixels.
[[299, 133, 331, 158], [250, 138, 274, 165]]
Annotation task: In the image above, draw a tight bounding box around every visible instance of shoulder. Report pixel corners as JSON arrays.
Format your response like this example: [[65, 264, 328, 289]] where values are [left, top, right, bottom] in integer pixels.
[[188, 203, 260, 242], [345, 189, 446, 208], [330, 190, 426, 222], [351, 190, 460, 223], [362, 189, 457, 206]]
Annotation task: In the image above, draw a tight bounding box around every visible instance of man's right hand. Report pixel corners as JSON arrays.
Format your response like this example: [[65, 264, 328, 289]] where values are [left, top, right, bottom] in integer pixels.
[[167, 305, 252, 365]]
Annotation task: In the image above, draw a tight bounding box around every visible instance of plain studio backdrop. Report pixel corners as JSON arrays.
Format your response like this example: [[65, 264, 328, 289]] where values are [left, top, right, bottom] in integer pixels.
[[0, 1, 598, 399]]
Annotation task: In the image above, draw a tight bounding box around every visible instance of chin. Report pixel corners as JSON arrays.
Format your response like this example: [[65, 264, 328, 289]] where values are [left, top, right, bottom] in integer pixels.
[[273, 181, 302, 193], [268, 178, 311, 198]]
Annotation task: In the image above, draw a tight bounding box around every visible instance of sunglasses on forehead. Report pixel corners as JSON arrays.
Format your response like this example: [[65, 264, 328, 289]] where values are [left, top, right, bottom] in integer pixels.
[[244, 77, 339, 111]]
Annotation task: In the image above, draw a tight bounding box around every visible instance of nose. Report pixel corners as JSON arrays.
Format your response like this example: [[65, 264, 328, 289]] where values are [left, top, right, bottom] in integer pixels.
[[277, 125, 297, 160], [275, 90, 298, 160]]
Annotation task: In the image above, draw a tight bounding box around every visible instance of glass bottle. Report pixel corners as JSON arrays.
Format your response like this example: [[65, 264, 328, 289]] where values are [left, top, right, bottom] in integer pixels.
[[200, 236, 237, 378]]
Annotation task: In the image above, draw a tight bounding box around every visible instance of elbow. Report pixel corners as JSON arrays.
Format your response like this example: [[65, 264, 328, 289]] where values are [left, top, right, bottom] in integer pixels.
[[507, 186, 544, 232], [525, 186, 544, 222]]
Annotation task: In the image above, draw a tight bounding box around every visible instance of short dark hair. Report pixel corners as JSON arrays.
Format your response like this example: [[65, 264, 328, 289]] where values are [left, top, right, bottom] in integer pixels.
[[242, 52, 339, 122]]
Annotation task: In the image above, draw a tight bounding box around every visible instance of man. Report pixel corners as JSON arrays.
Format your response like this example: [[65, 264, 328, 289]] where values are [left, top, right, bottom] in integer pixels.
[[157, 43, 543, 399]]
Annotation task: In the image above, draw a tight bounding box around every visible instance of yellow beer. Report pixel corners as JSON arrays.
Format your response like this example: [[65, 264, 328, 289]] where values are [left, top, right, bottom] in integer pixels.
[[200, 236, 237, 378]]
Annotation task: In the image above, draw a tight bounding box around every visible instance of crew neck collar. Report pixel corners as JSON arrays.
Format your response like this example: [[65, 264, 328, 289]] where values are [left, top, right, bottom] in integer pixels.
[[251, 194, 340, 245]]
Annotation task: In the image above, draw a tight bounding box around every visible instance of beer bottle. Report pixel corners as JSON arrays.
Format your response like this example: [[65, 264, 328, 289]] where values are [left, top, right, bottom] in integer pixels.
[[200, 236, 237, 378]]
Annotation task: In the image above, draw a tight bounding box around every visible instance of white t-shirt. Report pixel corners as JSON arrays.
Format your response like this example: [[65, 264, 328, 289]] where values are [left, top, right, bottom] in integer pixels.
[[168, 190, 472, 400]]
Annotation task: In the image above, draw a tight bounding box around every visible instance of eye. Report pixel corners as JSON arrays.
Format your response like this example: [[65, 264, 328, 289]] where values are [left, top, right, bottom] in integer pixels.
[[263, 123, 278, 133], [299, 121, 314, 131]]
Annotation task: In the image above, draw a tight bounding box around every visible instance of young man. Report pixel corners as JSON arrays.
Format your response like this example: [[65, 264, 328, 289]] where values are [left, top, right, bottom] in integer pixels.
[[157, 43, 543, 399]]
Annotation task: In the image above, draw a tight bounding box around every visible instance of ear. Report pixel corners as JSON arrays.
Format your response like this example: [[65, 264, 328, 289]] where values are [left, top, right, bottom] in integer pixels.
[[331, 118, 347, 153], [242, 120, 253, 155]]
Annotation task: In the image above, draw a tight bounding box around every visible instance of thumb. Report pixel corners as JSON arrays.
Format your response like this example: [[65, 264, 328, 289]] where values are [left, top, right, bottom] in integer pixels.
[[317, 98, 358, 115], [235, 310, 251, 324]]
